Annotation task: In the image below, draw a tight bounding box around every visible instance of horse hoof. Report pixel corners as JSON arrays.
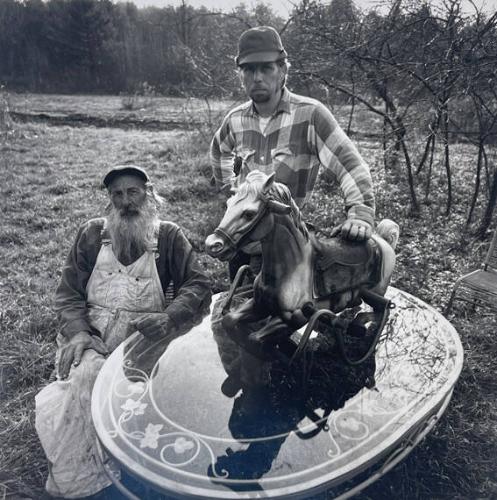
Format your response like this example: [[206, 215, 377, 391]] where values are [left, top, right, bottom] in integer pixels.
[[248, 331, 266, 343], [249, 327, 291, 344], [221, 375, 242, 397]]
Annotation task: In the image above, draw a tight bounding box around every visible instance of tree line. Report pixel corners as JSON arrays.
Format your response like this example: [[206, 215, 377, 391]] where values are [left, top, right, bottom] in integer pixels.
[[0, 0, 284, 95], [1, 0, 496, 233]]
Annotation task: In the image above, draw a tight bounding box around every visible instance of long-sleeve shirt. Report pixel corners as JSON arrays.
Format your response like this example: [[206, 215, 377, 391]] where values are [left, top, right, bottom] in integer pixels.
[[210, 88, 375, 226], [54, 218, 212, 339]]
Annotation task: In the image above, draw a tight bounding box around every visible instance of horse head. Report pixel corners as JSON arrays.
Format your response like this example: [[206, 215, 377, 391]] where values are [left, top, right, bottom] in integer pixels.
[[205, 171, 293, 261]]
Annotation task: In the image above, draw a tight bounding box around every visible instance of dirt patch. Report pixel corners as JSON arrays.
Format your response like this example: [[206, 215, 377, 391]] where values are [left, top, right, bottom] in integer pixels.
[[10, 111, 202, 131]]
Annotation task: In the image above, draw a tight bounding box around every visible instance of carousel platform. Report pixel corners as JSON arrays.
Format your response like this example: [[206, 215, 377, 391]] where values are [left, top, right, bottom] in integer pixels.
[[92, 288, 463, 499]]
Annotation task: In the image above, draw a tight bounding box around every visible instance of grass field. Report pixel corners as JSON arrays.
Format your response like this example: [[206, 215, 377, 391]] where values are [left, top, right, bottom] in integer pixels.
[[1, 93, 496, 499]]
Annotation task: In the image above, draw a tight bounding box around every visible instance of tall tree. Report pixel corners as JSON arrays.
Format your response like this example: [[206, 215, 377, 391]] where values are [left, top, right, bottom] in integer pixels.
[[45, 0, 114, 91]]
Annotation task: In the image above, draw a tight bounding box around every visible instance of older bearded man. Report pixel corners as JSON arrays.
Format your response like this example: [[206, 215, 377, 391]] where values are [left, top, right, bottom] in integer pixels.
[[35, 165, 211, 499]]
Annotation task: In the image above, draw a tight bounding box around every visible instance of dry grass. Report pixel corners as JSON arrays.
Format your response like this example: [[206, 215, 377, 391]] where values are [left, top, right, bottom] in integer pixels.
[[8, 93, 234, 126], [1, 94, 496, 499]]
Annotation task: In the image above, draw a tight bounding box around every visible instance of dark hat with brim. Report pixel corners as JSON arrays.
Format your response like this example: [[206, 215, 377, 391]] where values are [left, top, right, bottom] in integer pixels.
[[236, 26, 287, 66], [102, 165, 150, 188]]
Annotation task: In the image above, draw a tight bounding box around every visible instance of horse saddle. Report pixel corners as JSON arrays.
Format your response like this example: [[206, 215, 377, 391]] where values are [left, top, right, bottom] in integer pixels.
[[312, 235, 381, 298]]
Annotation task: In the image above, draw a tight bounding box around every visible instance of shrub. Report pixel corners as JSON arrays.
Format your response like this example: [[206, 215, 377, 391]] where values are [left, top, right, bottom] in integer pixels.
[[120, 81, 157, 111], [0, 85, 13, 133]]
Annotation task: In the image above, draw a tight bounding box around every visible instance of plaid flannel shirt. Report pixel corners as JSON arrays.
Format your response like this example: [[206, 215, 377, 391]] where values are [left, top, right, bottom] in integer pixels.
[[210, 88, 375, 226]]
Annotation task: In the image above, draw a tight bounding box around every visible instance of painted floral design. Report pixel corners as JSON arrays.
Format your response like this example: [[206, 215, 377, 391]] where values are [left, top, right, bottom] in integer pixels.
[[120, 398, 147, 416], [173, 437, 195, 454], [140, 423, 164, 449], [127, 382, 146, 395]]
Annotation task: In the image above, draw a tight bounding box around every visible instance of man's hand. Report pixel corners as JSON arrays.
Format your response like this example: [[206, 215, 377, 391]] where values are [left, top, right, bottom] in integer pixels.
[[131, 313, 174, 341], [58, 331, 109, 380], [331, 219, 373, 242]]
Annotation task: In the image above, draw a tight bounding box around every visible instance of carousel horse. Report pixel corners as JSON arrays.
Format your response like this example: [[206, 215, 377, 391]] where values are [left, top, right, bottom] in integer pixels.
[[205, 170, 400, 366]]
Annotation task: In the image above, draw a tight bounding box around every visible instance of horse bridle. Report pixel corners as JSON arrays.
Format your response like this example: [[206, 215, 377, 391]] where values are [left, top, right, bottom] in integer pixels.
[[213, 193, 291, 252]]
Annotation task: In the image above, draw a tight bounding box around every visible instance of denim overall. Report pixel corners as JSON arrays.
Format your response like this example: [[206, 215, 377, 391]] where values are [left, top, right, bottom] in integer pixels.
[[35, 220, 166, 498]]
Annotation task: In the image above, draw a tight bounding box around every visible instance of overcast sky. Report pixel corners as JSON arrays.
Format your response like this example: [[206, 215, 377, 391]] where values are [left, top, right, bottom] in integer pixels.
[[119, 0, 497, 18]]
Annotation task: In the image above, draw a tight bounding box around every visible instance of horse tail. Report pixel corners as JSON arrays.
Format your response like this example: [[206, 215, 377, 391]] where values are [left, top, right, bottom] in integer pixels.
[[375, 219, 400, 250]]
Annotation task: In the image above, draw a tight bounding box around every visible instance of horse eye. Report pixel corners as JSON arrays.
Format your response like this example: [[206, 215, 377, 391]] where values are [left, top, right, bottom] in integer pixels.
[[243, 211, 256, 220]]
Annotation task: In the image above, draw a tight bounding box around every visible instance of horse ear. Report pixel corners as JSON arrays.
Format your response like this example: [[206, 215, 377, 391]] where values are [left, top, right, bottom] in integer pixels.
[[262, 172, 276, 193], [267, 199, 291, 214], [233, 156, 242, 176]]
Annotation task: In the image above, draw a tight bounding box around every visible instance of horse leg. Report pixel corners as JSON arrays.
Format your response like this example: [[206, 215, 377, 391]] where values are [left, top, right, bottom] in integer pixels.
[[222, 297, 266, 333], [222, 265, 252, 315], [329, 288, 395, 365], [355, 288, 395, 335], [222, 297, 278, 359], [248, 316, 293, 344], [360, 288, 392, 312], [219, 297, 274, 394]]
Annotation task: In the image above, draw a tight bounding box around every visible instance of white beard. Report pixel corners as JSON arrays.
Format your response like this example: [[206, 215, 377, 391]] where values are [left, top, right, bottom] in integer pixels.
[[106, 196, 159, 264]]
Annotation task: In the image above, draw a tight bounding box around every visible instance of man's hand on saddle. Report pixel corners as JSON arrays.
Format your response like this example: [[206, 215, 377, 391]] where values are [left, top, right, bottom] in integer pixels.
[[331, 219, 372, 242], [58, 331, 109, 379]]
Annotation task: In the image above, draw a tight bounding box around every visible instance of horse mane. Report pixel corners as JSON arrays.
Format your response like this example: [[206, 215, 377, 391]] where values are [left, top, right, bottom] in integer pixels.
[[242, 171, 309, 241], [268, 182, 310, 241]]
